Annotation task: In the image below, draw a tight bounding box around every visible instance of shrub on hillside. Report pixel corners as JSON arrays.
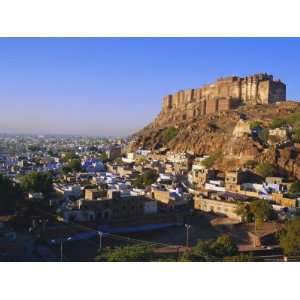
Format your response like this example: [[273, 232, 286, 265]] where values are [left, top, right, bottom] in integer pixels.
[[255, 162, 276, 178], [160, 127, 179, 144]]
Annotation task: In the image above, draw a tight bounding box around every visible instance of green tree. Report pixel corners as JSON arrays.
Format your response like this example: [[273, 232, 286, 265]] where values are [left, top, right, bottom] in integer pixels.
[[211, 234, 238, 258], [98, 152, 108, 161], [190, 240, 216, 261], [132, 169, 158, 189], [95, 244, 154, 262], [28, 145, 40, 152], [190, 234, 238, 262], [0, 174, 23, 214], [19, 171, 53, 196], [68, 159, 82, 172], [249, 199, 272, 227], [201, 152, 222, 169], [289, 180, 300, 195], [235, 202, 253, 222], [178, 251, 193, 262], [132, 175, 145, 189], [255, 162, 276, 178], [258, 128, 269, 144], [279, 218, 300, 257], [223, 253, 253, 262], [61, 165, 72, 174], [48, 150, 55, 157], [143, 169, 158, 186], [161, 127, 179, 144], [62, 159, 82, 174], [62, 151, 79, 162]]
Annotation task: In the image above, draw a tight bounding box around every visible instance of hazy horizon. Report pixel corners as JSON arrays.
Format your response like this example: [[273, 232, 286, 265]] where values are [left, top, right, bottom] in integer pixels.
[[1, 37, 300, 137]]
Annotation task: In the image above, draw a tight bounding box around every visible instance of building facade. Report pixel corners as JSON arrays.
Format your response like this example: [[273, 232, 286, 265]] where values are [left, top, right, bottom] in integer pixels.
[[194, 195, 242, 221]]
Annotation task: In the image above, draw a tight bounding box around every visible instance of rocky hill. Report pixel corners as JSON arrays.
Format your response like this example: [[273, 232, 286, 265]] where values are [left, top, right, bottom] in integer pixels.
[[131, 74, 300, 178]]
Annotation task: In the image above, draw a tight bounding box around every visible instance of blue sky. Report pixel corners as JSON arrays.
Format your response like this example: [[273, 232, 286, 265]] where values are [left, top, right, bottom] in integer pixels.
[[0, 38, 299, 136]]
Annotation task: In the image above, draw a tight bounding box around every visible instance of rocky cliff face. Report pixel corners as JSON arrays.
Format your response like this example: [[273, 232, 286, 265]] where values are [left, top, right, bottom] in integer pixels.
[[130, 73, 300, 177], [132, 94, 300, 177]]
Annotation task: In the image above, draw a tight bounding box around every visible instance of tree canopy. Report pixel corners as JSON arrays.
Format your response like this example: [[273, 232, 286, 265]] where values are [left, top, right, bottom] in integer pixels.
[[62, 159, 82, 174], [94, 235, 245, 262], [279, 218, 300, 257], [19, 171, 53, 196], [289, 180, 300, 195], [62, 151, 79, 162], [0, 174, 23, 214], [255, 162, 276, 178], [95, 244, 154, 262], [132, 169, 158, 189], [99, 152, 108, 161], [249, 199, 272, 226], [188, 234, 238, 261], [235, 202, 253, 222]]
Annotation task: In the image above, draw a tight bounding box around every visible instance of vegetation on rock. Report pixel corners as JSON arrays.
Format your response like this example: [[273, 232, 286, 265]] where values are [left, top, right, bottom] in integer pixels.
[[201, 151, 222, 169], [255, 162, 276, 178], [270, 117, 287, 129], [160, 127, 179, 144]]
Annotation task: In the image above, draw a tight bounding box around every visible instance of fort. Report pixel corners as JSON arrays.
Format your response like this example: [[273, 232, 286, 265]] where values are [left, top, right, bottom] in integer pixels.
[[154, 73, 286, 125]]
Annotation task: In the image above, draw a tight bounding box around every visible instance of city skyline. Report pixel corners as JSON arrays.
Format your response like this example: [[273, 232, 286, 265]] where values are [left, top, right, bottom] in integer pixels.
[[1, 37, 300, 136]]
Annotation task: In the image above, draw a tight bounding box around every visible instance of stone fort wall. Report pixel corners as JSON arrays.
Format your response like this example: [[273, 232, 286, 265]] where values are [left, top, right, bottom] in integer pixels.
[[156, 73, 286, 125]]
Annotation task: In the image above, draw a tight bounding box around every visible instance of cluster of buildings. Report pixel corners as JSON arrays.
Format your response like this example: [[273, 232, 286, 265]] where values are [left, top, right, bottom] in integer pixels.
[[53, 149, 194, 225], [49, 140, 300, 229], [192, 166, 298, 221], [2, 131, 300, 256]]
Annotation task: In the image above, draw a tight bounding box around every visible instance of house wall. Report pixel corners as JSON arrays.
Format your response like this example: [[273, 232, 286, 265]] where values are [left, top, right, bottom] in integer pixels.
[[194, 197, 242, 221]]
